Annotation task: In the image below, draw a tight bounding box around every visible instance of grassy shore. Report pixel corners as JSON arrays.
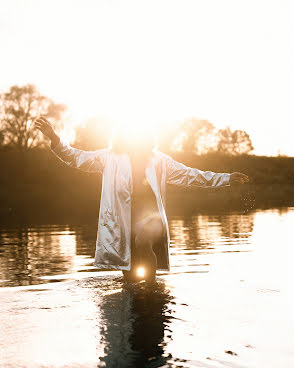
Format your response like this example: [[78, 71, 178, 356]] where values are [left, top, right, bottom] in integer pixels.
[[1, 148, 294, 223]]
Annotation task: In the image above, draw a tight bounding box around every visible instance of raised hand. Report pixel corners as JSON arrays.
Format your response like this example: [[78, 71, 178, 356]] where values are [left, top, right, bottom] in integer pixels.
[[230, 172, 249, 184], [34, 117, 56, 139], [35, 117, 60, 147]]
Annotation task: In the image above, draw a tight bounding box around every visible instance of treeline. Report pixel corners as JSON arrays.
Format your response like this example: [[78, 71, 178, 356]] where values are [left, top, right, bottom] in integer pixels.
[[1, 148, 294, 223], [0, 84, 253, 156], [74, 116, 254, 156], [1, 84, 293, 223]]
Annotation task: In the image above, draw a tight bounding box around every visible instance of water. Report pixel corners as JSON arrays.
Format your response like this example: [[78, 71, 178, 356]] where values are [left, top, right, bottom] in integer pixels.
[[1, 208, 294, 367]]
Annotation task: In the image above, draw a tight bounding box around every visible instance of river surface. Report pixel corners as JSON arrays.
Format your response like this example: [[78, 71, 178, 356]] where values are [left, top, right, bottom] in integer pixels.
[[1, 208, 294, 368]]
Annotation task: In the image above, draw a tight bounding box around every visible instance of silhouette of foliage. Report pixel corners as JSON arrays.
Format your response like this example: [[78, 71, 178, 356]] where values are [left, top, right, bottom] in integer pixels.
[[158, 118, 253, 155], [179, 118, 215, 154], [217, 127, 253, 155], [0, 84, 66, 150]]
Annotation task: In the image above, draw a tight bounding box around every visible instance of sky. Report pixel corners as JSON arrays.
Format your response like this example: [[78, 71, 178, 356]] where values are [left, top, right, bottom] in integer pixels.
[[0, 0, 293, 156]]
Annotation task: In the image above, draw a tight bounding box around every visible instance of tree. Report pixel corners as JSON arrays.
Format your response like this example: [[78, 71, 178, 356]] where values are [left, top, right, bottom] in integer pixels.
[[73, 117, 111, 150], [179, 118, 216, 154], [0, 84, 66, 150], [0, 131, 4, 147], [217, 127, 254, 155]]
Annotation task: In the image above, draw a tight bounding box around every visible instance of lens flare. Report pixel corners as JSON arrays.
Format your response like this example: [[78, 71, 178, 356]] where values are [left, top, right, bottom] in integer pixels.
[[137, 267, 145, 278]]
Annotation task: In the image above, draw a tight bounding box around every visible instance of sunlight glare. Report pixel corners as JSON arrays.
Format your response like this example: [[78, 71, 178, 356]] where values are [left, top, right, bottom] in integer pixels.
[[59, 126, 76, 144], [137, 267, 145, 278]]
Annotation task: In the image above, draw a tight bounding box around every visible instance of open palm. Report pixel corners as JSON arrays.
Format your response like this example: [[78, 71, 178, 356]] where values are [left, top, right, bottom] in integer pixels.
[[35, 117, 55, 139]]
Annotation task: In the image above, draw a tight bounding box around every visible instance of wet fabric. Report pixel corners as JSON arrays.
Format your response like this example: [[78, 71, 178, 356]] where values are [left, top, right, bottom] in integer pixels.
[[52, 139, 231, 271], [130, 155, 160, 225], [128, 154, 163, 269], [130, 213, 167, 270]]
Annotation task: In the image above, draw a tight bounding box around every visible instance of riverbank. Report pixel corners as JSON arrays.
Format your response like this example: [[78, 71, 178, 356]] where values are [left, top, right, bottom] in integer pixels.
[[1, 183, 294, 224], [2, 149, 294, 223]]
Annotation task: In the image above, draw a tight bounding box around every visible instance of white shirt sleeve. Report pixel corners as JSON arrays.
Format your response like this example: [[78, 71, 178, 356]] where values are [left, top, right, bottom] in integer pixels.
[[165, 155, 230, 188], [51, 138, 108, 173]]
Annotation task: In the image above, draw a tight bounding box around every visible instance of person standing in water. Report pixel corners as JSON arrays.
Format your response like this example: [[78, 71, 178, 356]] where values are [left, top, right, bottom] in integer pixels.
[[35, 117, 249, 285]]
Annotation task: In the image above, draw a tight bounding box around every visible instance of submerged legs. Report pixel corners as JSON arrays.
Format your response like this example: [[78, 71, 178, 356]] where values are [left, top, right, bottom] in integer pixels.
[[123, 214, 164, 285], [135, 233, 157, 285]]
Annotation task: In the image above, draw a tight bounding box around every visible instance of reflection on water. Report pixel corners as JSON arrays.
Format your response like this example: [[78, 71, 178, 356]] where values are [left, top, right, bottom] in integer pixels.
[[91, 281, 173, 368], [0, 213, 254, 287], [1, 208, 294, 367], [0, 225, 96, 287]]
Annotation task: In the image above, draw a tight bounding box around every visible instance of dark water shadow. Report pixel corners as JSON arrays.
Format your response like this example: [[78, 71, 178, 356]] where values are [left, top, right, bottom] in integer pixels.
[[81, 277, 176, 368]]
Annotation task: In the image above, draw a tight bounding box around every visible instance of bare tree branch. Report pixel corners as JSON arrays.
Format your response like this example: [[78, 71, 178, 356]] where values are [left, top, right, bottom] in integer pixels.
[[0, 84, 66, 151]]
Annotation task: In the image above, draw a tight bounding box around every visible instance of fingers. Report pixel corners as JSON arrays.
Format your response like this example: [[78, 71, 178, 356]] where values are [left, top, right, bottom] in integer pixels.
[[34, 122, 43, 131], [34, 121, 42, 129], [230, 172, 249, 184], [36, 116, 49, 124], [34, 116, 50, 127], [239, 173, 249, 183], [34, 118, 50, 140], [34, 122, 45, 133], [34, 117, 51, 133]]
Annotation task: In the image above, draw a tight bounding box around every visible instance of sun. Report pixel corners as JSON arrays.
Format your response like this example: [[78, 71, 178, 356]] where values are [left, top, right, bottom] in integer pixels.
[[137, 267, 145, 278], [56, 103, 178, 149]]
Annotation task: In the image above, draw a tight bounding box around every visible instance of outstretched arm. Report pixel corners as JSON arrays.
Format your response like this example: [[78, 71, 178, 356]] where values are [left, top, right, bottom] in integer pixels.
[[35, 117, 107, 173], [165, 155, 249, 188]]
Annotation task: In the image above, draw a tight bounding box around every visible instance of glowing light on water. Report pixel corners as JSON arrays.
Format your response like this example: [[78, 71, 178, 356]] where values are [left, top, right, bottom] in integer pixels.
[[137, 267, 145, 278]]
